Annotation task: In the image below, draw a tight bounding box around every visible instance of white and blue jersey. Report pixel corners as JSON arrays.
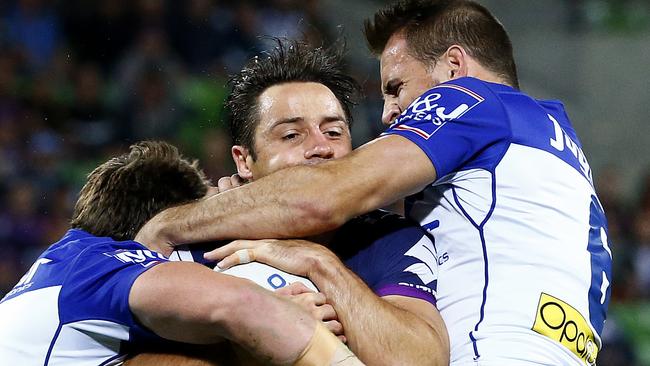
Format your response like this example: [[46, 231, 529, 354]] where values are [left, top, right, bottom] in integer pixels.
[[0, 229, 169, 365], [174, 211, 439, 306], [383, 77, 612, 366]]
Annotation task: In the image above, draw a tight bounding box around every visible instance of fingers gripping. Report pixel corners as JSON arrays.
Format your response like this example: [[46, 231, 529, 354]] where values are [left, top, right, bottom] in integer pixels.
[[216, 174, 245, 193], [276, 281, 313, 296], [235, 248, 255, 265]]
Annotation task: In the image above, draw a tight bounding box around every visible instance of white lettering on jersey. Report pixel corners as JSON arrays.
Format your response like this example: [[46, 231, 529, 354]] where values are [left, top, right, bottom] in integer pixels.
[[600, 228, 612, 260], [2, 258, 52, 299], [600, 271, 610, 304], [548, 114, 593, 184], [17, 258, 52, 287], [391, 84, 484, 139], [407, 92, 469, 125], [599, 228, 612, 305], [403, 236, 437, 284], [104, 250, 166, 265], [397, 282, 435, 295]]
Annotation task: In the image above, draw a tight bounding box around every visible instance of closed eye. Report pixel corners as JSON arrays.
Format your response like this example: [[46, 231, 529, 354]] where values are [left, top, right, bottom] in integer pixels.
[[282, 132, 300, 140], [324, 130, 342, 137]]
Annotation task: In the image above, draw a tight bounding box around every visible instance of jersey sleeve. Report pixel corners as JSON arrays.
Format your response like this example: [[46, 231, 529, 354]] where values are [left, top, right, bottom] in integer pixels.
[[59, 242, 169, 343], [341, 213, 439, 306], [368, 225, 439, 306], [383, 78, 510, 179]]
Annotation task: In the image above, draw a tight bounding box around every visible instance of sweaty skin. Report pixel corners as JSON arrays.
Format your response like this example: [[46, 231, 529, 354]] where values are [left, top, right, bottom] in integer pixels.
[[228, 81, 447, 365], [135, 80, 449, 365], [135, 31, 512, 248]]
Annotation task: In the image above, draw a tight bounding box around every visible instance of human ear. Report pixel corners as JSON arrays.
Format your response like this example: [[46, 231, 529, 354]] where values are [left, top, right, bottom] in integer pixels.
[[231, 146, 254, 181], [446, 45, 468, 79]]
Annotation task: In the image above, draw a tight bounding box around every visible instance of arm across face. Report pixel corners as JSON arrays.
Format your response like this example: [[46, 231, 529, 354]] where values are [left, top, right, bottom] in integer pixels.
[[137, 135, 436, 251]]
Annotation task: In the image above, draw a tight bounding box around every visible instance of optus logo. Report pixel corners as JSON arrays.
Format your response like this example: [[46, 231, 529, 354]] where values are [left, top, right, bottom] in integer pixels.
[[532, 293, 598, 365]]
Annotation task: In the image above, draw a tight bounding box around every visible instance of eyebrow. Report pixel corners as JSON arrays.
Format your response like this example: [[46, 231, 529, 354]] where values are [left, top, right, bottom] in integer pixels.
[[322, 115, 347, 124], [270, 117, 303, 129], [270, 115, 347, 130], [383, 78, 401, 96]]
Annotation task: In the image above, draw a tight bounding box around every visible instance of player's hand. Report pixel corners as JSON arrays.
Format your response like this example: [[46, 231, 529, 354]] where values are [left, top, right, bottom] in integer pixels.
[[216, 174, 246, 193], [135, 218, 175, 256], [205, 185, 219, 198], [205, 239, 338, 279], [276, 282, 345, 343], [135, 186, 221, 256]]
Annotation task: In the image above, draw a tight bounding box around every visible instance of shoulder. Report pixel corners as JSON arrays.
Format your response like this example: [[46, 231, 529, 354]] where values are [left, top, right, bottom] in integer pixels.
[[34, 230, 169, 331], [389, 77, 512, 135], [38, 229, 149, 269], [61, 229, 166, 259], [56, 229, 147, 253], [58, 230, 168, 292]]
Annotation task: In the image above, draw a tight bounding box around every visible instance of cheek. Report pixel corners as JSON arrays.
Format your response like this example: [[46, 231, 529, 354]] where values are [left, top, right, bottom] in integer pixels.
[[259, 147, 304, 172], [332, 142, 353, 158], [398, 92, 416, 112], [265, 154, 290, 170], [400, 80, 436, 111]]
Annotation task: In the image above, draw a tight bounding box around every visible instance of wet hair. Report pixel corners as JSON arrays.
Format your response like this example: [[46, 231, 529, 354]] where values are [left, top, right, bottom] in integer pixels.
[[226, 38, 362, 160], [70, 141, 210, 241], [364, 0, 519, 88]]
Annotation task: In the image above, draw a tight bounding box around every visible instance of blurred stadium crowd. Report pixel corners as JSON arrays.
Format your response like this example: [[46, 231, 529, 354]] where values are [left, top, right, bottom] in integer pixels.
[[0, 0, 355, 290], [0, 0, 648, 364]]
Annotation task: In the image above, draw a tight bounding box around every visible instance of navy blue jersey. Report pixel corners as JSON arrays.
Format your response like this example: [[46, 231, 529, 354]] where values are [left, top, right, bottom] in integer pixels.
[[0, 229, 168, 365], [332, 210, 437, 303]]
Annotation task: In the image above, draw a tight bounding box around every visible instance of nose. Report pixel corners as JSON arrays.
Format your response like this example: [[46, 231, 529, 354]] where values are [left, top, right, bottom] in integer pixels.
[[382, 101, 401, 126], [304, 132, 334, 160]]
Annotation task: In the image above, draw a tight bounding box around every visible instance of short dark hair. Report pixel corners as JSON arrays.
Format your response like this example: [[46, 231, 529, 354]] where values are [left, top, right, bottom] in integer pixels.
[[364, 0, 519, 88], [226, 39, 362, 160], [70, 141, 210, 241]]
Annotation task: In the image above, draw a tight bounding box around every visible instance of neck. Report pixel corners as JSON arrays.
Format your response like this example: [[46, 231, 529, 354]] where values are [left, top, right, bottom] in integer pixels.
[[464, 59, 514, 88]]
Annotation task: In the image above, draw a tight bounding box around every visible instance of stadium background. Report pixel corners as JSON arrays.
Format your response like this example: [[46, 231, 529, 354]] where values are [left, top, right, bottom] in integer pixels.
[[0, 0, 648, 364]]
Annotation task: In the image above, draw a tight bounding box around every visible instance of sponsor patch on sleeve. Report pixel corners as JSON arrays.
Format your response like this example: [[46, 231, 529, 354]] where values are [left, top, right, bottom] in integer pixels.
[[103, 249, 168, 268], [390, 83, 484, 140], [532, 293, 599, 365]]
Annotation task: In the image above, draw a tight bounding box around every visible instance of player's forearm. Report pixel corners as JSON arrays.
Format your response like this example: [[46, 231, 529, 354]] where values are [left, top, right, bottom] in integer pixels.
[[138, 164, 354, 252], [223, 284, 318, 365], [310, 259, 447, 366], [138, 138, 424, 251], [130, 262, 315, 364]]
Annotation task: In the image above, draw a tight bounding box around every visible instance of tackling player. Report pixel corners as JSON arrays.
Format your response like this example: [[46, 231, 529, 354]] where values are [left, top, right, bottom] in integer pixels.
[[129, 39, 448, 366], [0, 141, 363, 366], [137, 1, 612, 364]]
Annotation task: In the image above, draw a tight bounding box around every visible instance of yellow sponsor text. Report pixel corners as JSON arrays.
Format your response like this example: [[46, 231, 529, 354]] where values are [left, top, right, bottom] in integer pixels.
[[532, 293, 599, 365]]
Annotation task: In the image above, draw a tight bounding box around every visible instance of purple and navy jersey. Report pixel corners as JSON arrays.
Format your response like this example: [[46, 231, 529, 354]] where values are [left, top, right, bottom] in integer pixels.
[[175, 210, 438, 306], [331, 210, 437, 305], [0, 229, 169, 365], [383, 77, 612, 365]]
